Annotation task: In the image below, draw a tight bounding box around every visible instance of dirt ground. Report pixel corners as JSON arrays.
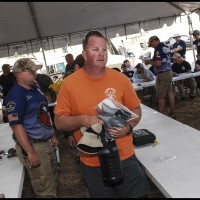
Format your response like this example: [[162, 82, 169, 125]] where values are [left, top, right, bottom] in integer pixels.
[[21, 92, 200, 198]]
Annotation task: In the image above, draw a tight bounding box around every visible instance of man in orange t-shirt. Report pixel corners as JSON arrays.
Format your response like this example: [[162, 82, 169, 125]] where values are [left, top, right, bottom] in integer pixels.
[[54, 31, 150, 198]]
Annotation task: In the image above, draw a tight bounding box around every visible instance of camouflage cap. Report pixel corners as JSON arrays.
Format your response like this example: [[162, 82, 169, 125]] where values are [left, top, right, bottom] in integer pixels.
[[148, 36, 159, 47], [191, 30, 200, 35], [13, 58, 42, 73]]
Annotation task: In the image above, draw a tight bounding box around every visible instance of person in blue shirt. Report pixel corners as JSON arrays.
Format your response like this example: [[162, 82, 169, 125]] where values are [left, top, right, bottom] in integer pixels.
[[171, 33, 186, 59], [4, 58, 59, 198], [144, 36, 176, 119], [191, 30, 200, 55], [121, 63, 134, 83], [171, 53, 197, 99]]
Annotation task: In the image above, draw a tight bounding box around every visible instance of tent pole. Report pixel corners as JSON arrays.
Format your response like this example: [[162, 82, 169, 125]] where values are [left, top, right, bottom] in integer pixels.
[[187, 13, 196, 63], [40, 40, 48, 74]]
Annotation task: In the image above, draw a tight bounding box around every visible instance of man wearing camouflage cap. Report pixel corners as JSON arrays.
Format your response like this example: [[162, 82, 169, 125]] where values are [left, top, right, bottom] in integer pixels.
[[4, 58, 59, 198], [144, 36, 176, 118], [191, 30, 200, 55]]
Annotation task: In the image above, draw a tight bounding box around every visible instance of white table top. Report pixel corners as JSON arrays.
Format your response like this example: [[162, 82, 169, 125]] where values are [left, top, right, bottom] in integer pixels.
[[133, 71, 200, 90], [135, 104, 200, 198], [0, 123, 24, 198], [173, 71, 200, 82], [132, 83, 143, 91]]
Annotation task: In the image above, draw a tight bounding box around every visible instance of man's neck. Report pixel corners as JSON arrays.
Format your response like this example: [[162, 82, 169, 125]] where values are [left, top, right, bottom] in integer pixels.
[[17, 81, 33, 90], [83, 66, 105, 78]]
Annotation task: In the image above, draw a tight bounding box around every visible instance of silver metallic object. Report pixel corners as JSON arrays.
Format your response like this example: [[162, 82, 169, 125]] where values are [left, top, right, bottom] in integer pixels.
[[54, 146, 60, 164]]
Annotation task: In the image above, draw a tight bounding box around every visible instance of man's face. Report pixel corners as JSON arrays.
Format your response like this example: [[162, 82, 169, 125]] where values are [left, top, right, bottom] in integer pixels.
[[2, 66, 10, 75], [65, 56, 74, 65], [136, 67, 143, 74], [173, 36, 181, 42], [193, 34, 199, 40], [149, 40, 157, 49], [174, 56, 182, 64], [82, 35, 108, 68], [140, 43, 145, 49], [124, 61, 131, 68], [20, 70, 37, 86], [121, 65, 127, 72]]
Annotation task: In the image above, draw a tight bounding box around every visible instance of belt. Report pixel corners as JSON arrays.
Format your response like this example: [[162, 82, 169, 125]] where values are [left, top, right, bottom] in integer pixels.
[[156, 69, 171, 75], [29, 138, 51, 143]]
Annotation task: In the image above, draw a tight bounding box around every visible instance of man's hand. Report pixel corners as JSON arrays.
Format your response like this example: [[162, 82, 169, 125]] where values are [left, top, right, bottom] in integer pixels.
[[66, 135, 76, 147], [144, 77, 153, 82], [50, 135, 59, 147], [107, 124, 131, 138], [81, 115, 104, 128], [27, 151, 41, 168]]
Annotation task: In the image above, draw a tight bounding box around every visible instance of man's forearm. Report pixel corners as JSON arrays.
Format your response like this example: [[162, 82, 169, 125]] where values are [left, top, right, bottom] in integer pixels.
[[145, 60, 161, 67], [54, 115, 83, 131], [129, 105, 142, 128]]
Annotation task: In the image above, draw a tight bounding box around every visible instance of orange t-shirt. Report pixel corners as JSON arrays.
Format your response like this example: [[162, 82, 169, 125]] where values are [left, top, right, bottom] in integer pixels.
[[54, 68, 141, 167]]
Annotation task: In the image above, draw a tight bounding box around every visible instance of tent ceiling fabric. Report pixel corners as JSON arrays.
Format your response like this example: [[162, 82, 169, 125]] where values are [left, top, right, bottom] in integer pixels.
[[0, 2, 199, 57]]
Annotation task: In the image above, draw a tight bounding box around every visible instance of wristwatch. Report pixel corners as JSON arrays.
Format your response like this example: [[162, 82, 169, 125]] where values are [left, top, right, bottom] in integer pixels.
[[127, 123, 133, 135]]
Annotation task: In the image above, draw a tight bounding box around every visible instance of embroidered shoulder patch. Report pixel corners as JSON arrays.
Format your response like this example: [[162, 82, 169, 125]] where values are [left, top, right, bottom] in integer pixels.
[[6, 101, 16, 112]]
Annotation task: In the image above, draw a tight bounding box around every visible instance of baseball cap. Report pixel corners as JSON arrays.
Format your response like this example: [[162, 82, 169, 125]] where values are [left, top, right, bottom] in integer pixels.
[[13, 58, 42, 73], [191, 30, 200, 35], [172, 53, 181, 59], [76, 123, 104, 154], [140, 39, 146, 44], [173, 33, 181, 38], [148, 36, 159, 47], [135, 63, 144, 69]]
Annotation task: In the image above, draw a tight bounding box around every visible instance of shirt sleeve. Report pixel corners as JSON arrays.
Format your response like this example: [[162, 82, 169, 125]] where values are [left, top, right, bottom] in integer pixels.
[[5, 93, 27, 126]]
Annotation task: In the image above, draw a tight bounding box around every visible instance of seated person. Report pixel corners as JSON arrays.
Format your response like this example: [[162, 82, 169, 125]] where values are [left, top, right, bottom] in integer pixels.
[[132, 63, 156, 102], [194, 54, 200, 89], [121, 63, 134, 82], [123, 59, 134, 71], [171, 53, 197, 99], [132, 63, 155, 83]]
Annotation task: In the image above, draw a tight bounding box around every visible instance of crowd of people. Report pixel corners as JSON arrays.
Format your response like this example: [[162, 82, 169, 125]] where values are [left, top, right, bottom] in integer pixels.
[[0, 29, 200, 198]]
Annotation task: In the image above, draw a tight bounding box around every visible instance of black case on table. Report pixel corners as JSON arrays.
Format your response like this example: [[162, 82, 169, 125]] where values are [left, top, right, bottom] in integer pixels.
[[132, 129, 156, 146]]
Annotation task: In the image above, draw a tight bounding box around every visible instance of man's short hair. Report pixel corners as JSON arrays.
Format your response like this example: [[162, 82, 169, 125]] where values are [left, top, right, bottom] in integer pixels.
[[123, 60, 129, 64], [135, 63, 144, 69], [2, 64, 11, 70], [65, 53, 74, 59], [172, 53, 182, 59], [82, 30, 107, 50]]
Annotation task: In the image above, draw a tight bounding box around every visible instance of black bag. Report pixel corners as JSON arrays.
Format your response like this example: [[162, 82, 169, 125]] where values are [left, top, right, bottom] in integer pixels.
[[132, 129, 156, 146]]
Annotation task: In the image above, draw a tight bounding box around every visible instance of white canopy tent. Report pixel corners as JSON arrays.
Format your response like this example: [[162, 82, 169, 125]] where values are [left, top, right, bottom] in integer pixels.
[[0, 2, 199, 68]]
